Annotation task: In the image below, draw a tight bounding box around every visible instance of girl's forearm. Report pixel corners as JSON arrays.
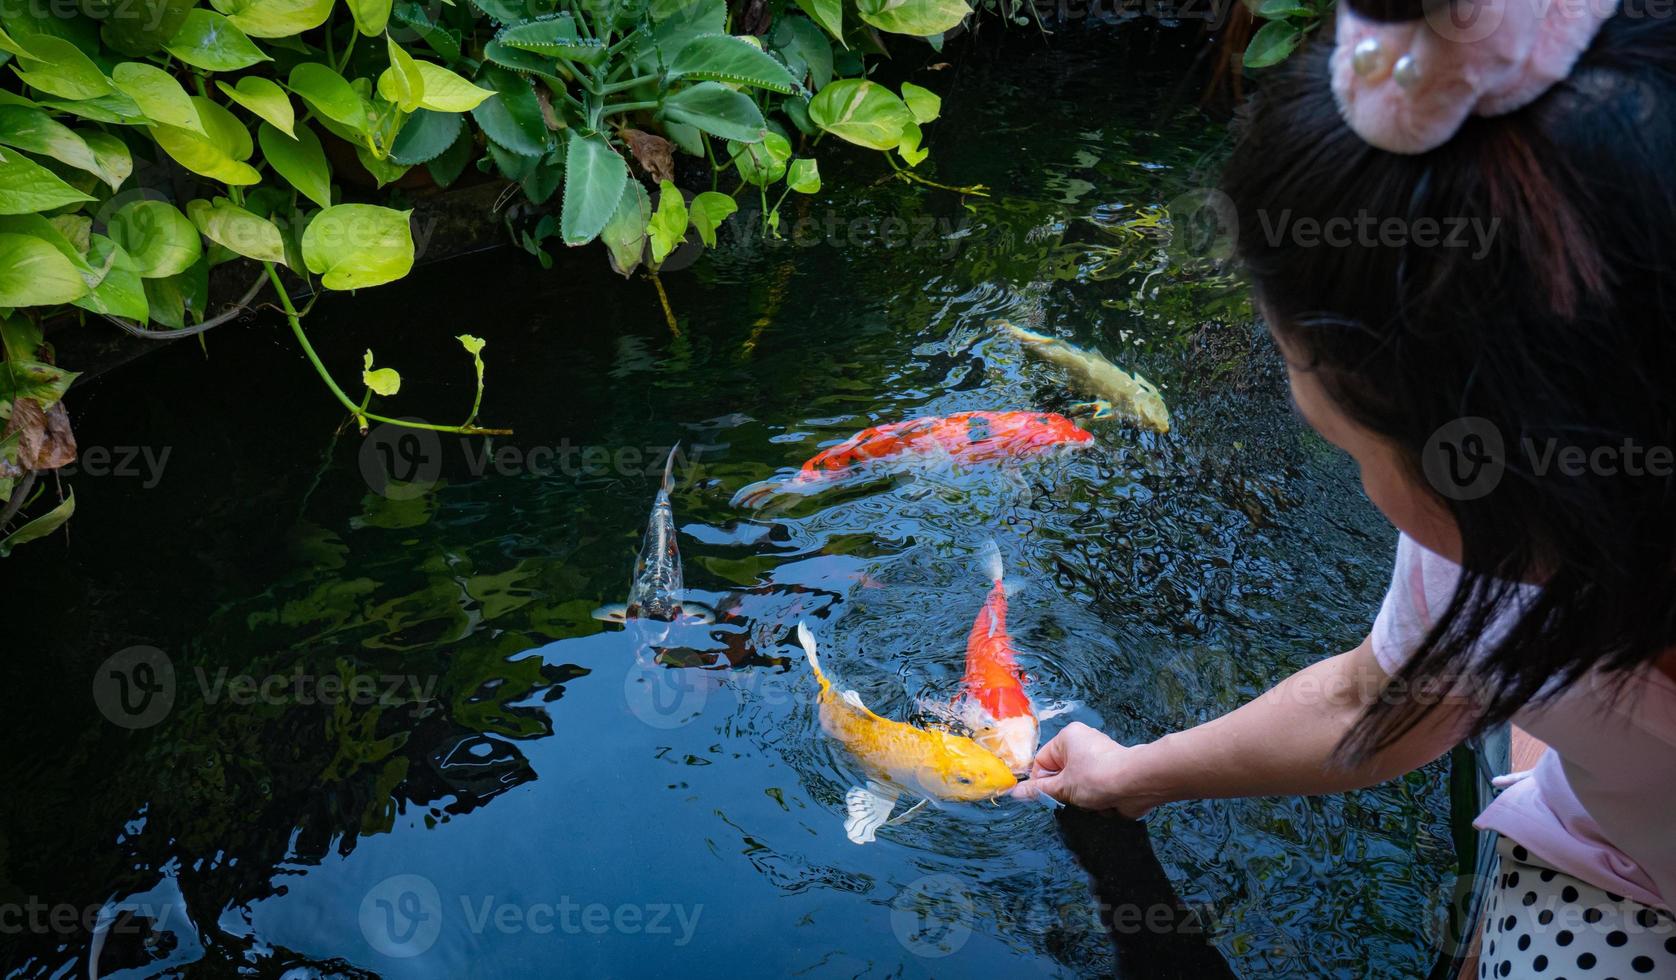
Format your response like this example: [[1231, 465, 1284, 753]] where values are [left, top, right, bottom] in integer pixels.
[[1121, 637, 1471, 808]]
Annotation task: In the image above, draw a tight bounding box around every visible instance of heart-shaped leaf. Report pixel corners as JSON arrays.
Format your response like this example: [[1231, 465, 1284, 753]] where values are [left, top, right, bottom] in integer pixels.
[[112, 62, 205, 135], [187, 197, 287, 264], [210, 0, 335, 37], [217, 76, 295, 136], [688, 190, 737, 247], [378, 60, 496, 113], [0, 151, 96, 215], [808, 78, 912, 150], [600, 178, 650, 277], [0, 232, 89, 306], [107, 199, 202, 278], [164, 9, 270, 70], [301, 204, 414, 289], [258, 121, 332, 208], [855, 0, 970, 36]]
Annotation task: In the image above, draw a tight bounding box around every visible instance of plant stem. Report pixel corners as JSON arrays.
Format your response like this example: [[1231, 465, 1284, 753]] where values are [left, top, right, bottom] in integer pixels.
[[599, 74, 658, 96], [263, 265, 511, 435], [646, 271, 679, 337], [601, 99, 659, 116]]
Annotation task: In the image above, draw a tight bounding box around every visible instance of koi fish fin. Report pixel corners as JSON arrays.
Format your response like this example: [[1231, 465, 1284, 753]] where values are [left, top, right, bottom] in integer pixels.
[[797, 621, 826, 688], [844, 781, 900, 844], [1069, 400, 1115, 420], [1035, 700, 1080, 721], [592, 603, 630, 624], [840, 689, 867, 710], [887, 798, 928, 826]]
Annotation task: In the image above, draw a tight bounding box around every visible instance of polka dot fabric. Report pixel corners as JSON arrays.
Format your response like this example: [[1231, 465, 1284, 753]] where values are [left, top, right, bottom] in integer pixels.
[[1481, 837, 1676, 978]]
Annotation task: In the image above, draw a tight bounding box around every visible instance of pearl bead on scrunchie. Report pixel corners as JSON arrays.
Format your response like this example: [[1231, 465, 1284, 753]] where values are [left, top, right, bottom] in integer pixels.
[[1329, 0, 1619, 154]]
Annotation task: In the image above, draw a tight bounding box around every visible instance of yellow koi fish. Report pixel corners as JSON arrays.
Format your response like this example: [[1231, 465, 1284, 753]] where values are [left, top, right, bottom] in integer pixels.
[[797, 622, 1017, 844], [997, 320, 1171, 434]]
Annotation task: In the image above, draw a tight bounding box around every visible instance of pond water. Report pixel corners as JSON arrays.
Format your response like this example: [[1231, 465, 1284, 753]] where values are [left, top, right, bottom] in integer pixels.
[[2, 26, 1456, 979]]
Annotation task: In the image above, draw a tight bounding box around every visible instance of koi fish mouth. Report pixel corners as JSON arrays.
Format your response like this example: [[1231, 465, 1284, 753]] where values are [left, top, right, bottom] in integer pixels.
[[591, 603, 717, 626]]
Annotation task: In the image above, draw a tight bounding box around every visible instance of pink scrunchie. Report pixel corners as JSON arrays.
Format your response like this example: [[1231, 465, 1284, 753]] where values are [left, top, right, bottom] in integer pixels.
[[1330, 0, 1619, 154]]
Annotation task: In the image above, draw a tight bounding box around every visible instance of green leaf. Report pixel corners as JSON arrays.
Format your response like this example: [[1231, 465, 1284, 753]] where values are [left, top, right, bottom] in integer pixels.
[[107, 199, 202, 278], [494, 15, 607, 65], [348, 0, 393, 34], [900, 81, 940, 124], [728, 130, 788, 186], [646, 179, 687, 264], [301, 203, 414, 289], [793, 0, 842, 41], [71, 235, 148, 320], [770, 17, 832, 90], [379, 60, 495, 113], [1244, 19, 1303, 67], [786, 157, 820, 193], [560, 132, 627, 246], [79, 131, 132, 190], [258, 121, 332, 208], [288, 63, 372, 135], [362, 350, 401, 395], [217, 76, 295, 137], [1255, 0, 1312, 17], [0, 150, 95, 214], [34, 95, 140, 125], [687, 189, 735, 247], [855, 0, 970, 35], [808, 78, 912, 150], [10, 36, 114, 100], [660, 81, 766, 143], [669, 34, 797, 94], [210, 0, 336, 37], [0, 233, 89, 305], [471, 65, 549, 156], [100, 0, 196, 58], [142, 257, 208, 327], [355, 144, 410, 186], [381, 36, 425, 112], [600, 177, 649, 277], [165, 11, 270, 71], [112, 62, 205, 135], [0, 106, 104, 184], [426, 125, 475, 186], [0, 215, 95, 283], [150, 96, 261, 185], [389, 108, 461, 165], [187, 197, 286, 264], [0, 489, 74, 557], [0, 358, 77, 404], [896, 119, 927, 166]]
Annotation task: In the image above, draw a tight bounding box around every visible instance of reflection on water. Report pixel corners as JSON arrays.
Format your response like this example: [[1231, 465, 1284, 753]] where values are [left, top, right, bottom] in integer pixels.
[[1, 26, 1451, 979]]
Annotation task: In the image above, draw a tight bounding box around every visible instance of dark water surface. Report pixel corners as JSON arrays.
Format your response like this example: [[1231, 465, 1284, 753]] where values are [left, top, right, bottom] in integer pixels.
[[2, 28, 1454, 979]]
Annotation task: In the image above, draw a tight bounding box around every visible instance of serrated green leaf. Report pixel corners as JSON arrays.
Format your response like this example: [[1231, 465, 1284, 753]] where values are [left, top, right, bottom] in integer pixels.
[[165, 10, 270, 70], [560, 132, 627, 245], [388, 108, 461, 165], [495, 15, 607, 64], [660, 81, 766, 143], [301, 203, 413, 289], [258, 121, 332, 208], [1244, 19, 1303, 67], [669, 34, 797, 93], [470, 65, 548, 156]]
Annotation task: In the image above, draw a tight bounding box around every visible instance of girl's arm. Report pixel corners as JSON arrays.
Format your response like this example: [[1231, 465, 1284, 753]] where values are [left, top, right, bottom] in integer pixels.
[[1011, 636, 1475, 816]]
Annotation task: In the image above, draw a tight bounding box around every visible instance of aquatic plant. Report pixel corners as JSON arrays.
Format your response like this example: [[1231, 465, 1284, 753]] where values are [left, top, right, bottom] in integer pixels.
[[0, 0, 969, 550]]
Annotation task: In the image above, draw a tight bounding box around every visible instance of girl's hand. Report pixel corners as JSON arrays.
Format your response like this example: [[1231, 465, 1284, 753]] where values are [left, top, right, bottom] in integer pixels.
[[1008, 722, 1164, 819]]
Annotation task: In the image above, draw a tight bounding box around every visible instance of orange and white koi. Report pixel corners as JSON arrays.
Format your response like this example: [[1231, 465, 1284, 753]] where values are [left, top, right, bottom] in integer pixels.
[[733, 411, 1093, 507], [957, 540, 1039, 773]]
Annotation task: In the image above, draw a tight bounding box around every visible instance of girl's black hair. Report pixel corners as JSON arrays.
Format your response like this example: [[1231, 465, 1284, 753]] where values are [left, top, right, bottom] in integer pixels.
[[1221, 7, 1676, 760]]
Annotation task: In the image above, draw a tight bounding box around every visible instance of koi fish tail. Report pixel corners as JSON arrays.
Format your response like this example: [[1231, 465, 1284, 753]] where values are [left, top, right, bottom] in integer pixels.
[[661, 441, 680, 494], [978, 538, 1021, 597]]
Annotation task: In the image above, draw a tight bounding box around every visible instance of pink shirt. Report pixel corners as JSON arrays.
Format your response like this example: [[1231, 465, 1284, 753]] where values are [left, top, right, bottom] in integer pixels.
[[1372, 533, 1676, 912]]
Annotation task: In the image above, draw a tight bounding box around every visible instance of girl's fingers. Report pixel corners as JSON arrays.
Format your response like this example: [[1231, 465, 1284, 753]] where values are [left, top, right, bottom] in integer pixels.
[[1009, 774, 1062, 802]]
